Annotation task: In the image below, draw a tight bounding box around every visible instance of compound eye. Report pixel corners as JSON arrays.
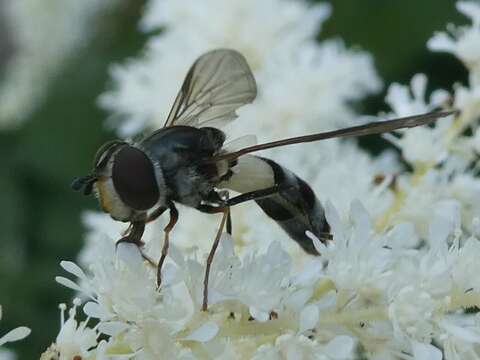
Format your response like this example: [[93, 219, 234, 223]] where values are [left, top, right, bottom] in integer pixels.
[[112, 146, 160, 210]]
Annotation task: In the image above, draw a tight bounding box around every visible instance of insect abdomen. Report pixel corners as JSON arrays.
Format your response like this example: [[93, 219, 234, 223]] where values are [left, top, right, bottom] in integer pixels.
[[222, 155, 329, 254], [254, 158, 328, 254]]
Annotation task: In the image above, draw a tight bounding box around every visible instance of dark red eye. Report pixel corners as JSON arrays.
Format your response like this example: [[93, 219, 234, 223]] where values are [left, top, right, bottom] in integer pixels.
[[112, 146, 160, 210]]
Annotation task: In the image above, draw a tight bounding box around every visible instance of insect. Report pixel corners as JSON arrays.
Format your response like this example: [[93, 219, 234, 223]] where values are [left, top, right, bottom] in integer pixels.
[[72, 49, 455, 311]]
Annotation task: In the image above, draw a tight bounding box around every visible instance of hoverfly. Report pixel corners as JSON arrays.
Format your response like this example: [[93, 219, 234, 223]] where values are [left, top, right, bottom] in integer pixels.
[[72, 49, 454, 311]]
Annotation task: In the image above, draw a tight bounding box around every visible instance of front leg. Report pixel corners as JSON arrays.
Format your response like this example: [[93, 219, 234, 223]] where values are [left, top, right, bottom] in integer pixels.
[[116, 221, 145, 247], [116, 221, 156, 266], [157, 203, 179, 288]]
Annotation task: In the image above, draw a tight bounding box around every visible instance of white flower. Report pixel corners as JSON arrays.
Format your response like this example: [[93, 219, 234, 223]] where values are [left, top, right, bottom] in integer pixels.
[[40, 300, 98, 360], [438, 314, 480, 360], [388, 286, 437, 343], [385, 73, 449, 116], [53, 196, 480, 358], [452, 237, 480, 292], [428, 1, 480, 82], [141, 0, 329, 47], [230, 40, 380, 141], [383, 74, 452, 164], [217, 239, 291, 320], [52, 220, 374, 358], [453, 80, 480, 121], [100, 0, 331, 135], [385, 207, 480, 359], [251, 333, 356, 360], [311, 200, 392, 296], [375, 68, 480, 239], [100, 0, 379, 136]]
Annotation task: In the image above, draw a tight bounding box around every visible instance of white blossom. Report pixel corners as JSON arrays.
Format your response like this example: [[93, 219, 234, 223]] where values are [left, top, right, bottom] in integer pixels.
[[100, 0, 380, 136], [51, 235, 360, 358], [383, 73, 452, 165], [428, 1, 480, 83], [48, 199, 480, 359], [376, 65, 480, 235], [40, 300, 98, 360]]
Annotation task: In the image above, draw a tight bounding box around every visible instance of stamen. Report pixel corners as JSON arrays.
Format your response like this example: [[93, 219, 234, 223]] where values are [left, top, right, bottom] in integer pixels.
[[59, 303, 67, 326]]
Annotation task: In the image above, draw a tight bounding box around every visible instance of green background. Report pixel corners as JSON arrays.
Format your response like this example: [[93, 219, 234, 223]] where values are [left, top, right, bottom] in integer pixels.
[[0, 1, 466, 358]]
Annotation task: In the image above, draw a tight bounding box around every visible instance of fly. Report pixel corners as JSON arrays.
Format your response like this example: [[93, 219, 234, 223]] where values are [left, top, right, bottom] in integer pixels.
[[72, 49, 456, 311]]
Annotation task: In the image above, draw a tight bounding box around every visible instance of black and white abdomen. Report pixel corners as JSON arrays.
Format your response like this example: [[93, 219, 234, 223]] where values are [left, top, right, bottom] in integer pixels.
[[222, 155, 329, 254]]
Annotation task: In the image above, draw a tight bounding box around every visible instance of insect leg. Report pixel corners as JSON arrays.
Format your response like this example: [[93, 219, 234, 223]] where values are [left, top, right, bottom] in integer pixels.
[[197, 186, 284, 213], [199, 187, 296, 310], [226, 212, 232, 235], [157, 203, 179, 288], [116, 221, 145, 246], [116, 221, 157, 267], [225, 185, 283, 207], [198, 186, 287, 239], [146, 205, 167, 223], [202, 205, 229, 311], [197, 204, 230, 234], [218, 190, 233, 235]]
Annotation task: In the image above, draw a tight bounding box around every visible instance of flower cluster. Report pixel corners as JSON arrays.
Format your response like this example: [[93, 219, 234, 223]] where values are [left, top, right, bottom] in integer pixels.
[[40, 300, 99, 360], [100, 0, 380, 137], [53, 201, 480, 359], [0, 305, 31, 360], [376, 1, 480, 236], [43, 0, 480, 359]]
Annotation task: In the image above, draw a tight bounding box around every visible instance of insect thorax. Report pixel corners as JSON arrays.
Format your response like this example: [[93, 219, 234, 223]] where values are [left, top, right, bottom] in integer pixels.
[[138, 126, 227, 208]]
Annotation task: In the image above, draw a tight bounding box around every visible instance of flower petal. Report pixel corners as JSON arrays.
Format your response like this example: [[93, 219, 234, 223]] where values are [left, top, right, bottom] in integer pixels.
[[324, 335, 355, 359], [83, 301, 108, 320], [249, 307, 269, 322], [411, 341, 442, 360], [60, 260, 87, 280], [98, 321, 130, 336], [299, 305, 319, 334], [0, 327, 31, 346], [181, 322, 219, 342], [55, 276, 85, 293], [325, 201, 345, 243], [116, 242, 143, 268]]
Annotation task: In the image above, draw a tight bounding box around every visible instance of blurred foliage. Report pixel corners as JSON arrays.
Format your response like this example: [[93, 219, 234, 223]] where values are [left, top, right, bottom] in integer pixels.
[[0, 1, 466, 358]]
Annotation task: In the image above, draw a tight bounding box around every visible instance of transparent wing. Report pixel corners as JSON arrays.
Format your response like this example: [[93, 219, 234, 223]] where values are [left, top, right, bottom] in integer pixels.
[[222, 134, 258, 153], [164, 49, 257, 129]]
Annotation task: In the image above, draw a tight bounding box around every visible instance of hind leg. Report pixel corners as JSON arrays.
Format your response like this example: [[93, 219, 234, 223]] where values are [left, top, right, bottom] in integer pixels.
[[201, 205, 229, 311]]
